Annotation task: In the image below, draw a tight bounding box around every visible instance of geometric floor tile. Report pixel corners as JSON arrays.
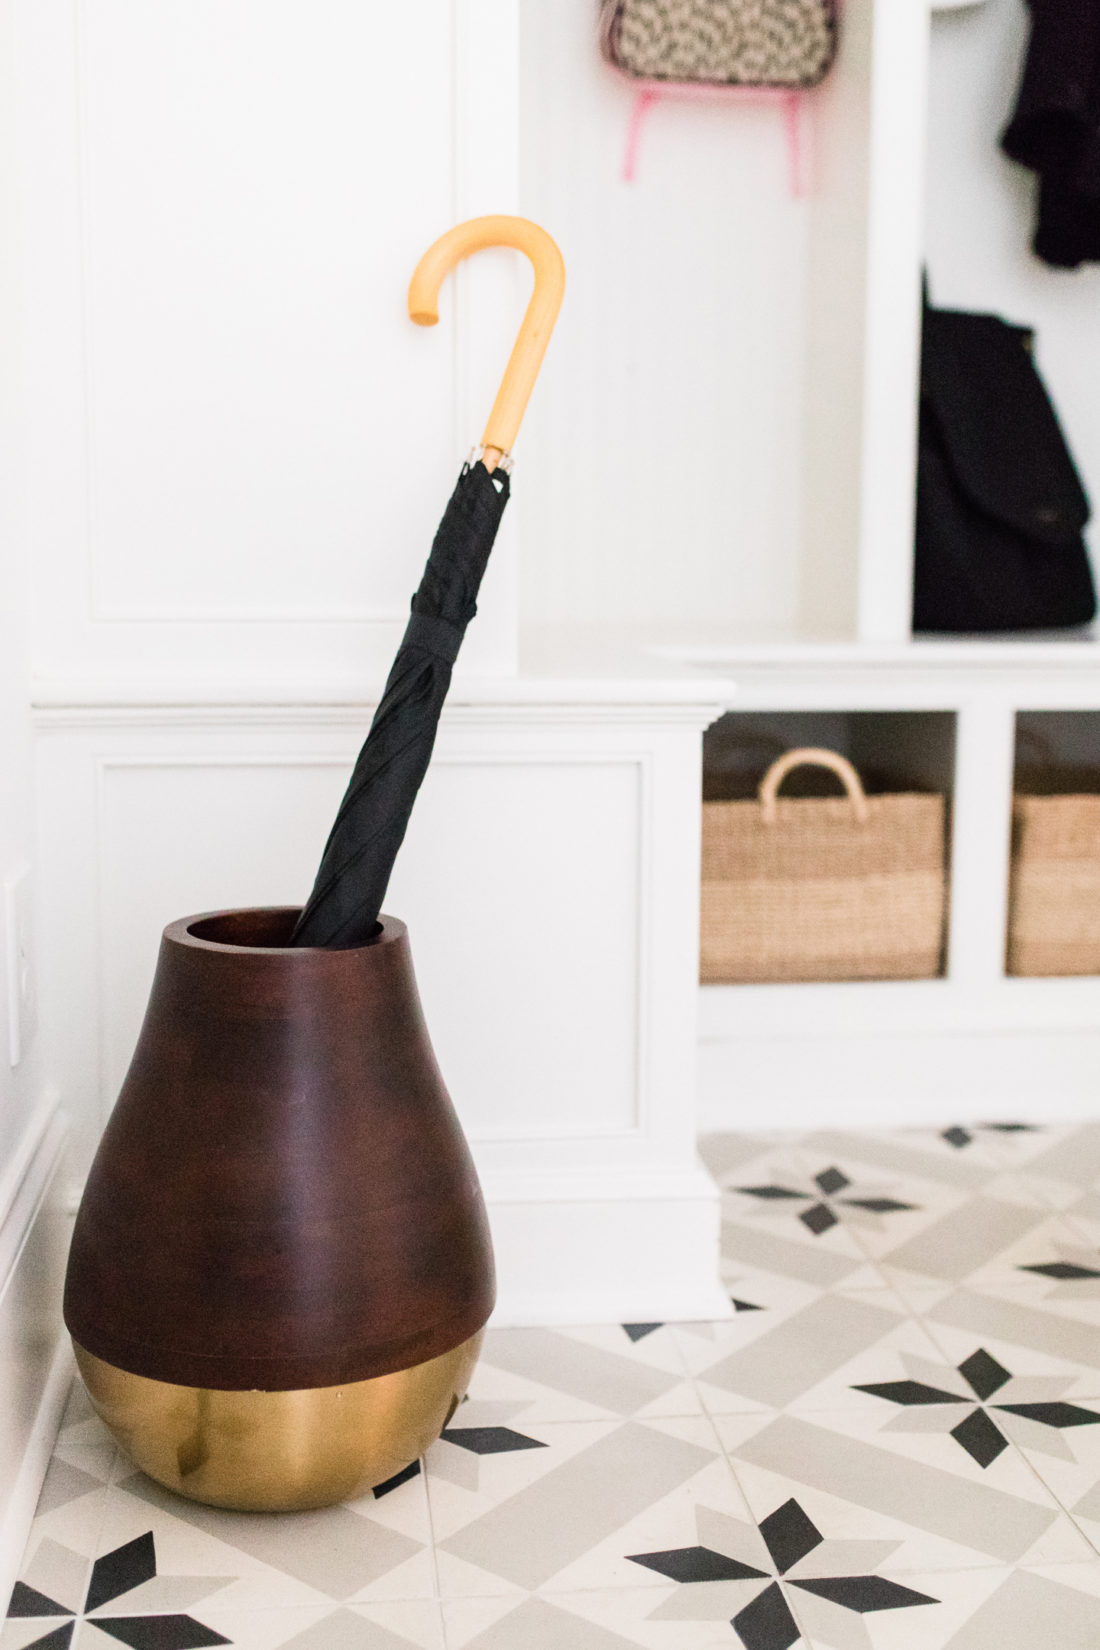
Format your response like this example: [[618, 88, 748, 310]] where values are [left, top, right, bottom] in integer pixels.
[[467, 1325, 701, 1424], [851, 1344, 1100, 1467], [431, 1417, 720, 1591], [10, 1122, 1100, 1648], [922, 1289, 1100, 1399], [723, 1407, 1095, 1569], [105, 1474, 435, 1607], [937, 1563, 1100, 1649]]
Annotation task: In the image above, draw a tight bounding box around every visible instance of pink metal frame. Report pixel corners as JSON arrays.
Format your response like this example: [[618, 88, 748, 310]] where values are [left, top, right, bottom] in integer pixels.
[[620, 80, 811, 193]]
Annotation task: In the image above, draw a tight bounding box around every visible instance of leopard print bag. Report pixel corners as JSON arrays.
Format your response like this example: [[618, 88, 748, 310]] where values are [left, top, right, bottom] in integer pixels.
[[600, 0, 838, 88]]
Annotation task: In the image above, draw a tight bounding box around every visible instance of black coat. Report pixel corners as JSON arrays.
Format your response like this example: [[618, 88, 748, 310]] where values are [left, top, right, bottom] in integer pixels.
[[1002, 0, 1100, 268]]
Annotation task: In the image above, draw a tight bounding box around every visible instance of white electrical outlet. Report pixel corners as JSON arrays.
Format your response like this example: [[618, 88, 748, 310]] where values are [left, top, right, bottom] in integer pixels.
[[5, 865, 36, 1068]]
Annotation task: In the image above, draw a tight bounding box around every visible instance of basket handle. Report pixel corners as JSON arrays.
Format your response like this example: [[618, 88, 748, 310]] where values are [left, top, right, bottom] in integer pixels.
[[759, 748, 870, 826]]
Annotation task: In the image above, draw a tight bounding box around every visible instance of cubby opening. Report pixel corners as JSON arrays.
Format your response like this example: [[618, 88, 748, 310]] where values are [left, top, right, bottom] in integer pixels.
[[1008, 712, 1100, 979], [701, 710, 956, 983], [518, 0, 920, 650], [704, 710, 956, 802], [925, 4, 1100, 636], [1014, 711, 1100, 797]]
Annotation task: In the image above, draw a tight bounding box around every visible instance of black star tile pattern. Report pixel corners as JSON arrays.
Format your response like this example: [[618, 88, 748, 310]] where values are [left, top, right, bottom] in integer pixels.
[[941, 1123, 1041, 1149], [855, 1346, 1100, 1466], [9, 1583, 72, 1618], [440, 1425, 548, 1455], [6, 1532, 230, 1649], [12, 1628, 74, 1650], [91, 1620, 229, 1648], [1021, 1259, 1100, 1281], [630, 1497, 936, 1650], [736, 1165, 918, 1236], [622, 1323, 663, 1342], [372, 1460, 421, 1497]]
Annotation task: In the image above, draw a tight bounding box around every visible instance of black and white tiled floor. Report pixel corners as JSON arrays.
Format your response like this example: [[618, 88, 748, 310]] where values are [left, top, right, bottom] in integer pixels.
[[7, 1122, 1100, 1648]]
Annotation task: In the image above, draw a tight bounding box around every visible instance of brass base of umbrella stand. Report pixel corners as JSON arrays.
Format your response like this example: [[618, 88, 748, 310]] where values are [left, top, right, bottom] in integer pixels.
[[75, 1335, 481, 1513], [63, 907, 495, 1512]]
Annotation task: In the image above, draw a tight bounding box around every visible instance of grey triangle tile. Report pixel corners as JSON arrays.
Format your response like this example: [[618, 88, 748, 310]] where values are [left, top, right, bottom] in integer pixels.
[[436, 1418, 717, 1591], [1001, 1417, 1100, 1553], [100, 1479, 430, 1608], [1008, 1126, 1100, 1195], [935, 1562, 1100, 1648], [53, 1419, 116, 1489], [61, 1386, 95, 1430], [35, 1466, 107, 1520], [1, 1624, 75, 1650], [876, 1197, 1049, 1282], [721, 1217, 867, 1290], [471, 1329, 689, 1421], [442, 1595, 644, 1649], [690, 1293, 917, 1416], [19, 1542, 89, 1617], [87, 1576, 235, 1616], [269, 1604, 436, 1649]]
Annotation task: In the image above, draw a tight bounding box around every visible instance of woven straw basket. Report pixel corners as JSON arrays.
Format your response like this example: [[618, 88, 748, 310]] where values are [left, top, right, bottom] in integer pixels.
[[1008, 793, 1100, 976], [700, 748, 947, 983]]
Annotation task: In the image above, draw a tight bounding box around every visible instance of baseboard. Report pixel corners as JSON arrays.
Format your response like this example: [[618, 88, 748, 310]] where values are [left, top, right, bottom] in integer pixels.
[[484, 1165, 730, 1326], [699, 1029, 1100, 1134], [0, 1101, 72, 1613]]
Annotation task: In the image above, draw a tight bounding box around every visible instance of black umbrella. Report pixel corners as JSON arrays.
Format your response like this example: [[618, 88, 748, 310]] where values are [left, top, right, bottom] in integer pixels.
[[291, 216, 564, 948]]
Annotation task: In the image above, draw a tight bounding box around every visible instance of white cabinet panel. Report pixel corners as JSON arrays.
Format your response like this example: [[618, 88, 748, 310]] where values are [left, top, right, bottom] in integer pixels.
[[80, 0, 455, 622], [387, 757, 641, 1138], [94, 747, 641, 1144]]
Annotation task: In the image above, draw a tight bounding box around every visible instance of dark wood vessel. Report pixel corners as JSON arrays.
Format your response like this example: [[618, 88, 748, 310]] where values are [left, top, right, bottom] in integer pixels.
[[64, 907, 495, 1508]]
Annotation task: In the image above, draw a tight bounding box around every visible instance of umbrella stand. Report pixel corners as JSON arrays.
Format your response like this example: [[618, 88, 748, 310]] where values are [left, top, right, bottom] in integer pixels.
[[64, 217, 564, 1513], [290, 216, 565, 948]]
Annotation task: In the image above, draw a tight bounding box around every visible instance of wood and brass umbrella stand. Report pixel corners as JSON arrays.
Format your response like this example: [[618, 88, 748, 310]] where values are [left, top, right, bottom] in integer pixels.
[[63, 218, 565, 1512]]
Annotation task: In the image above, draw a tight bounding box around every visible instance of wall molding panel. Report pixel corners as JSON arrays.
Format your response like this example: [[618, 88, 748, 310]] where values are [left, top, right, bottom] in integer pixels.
[[25, 0, 529, 699], [35, 691, 725, 1323], [0, 1100, 73, 1614]]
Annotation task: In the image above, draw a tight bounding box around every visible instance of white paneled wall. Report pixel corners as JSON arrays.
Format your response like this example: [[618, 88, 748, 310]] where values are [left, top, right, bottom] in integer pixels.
[[23, 0, 928, 694], [0, 0, 71, 1594], [15, 0, 733, 1328], [35, 697, 728, 1323], [24, 0, 532, 696]]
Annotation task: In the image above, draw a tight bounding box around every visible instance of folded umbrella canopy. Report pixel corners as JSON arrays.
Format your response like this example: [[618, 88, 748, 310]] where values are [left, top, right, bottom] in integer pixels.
[[291, 217, 564, 948]]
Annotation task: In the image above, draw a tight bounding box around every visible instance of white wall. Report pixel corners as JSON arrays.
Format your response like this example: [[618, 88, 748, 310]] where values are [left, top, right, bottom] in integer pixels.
[[925, 0, 1100, 573], [22, 0, 923, 688], [23, 0, 528, 700], [518, 0, 810, 639], [518, 0, 923, 647], [0, 1, 38, 1158], [0, 0, 73, 1600], [18, 0, 727, 1327]]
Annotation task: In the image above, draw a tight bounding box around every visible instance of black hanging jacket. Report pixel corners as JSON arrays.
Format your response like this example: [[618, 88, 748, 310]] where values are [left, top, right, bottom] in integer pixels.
[[1002, 0, 1100, 268]]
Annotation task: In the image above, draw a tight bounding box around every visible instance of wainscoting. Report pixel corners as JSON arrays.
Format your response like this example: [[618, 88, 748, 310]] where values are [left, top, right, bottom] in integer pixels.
[[34, 686, 729, 1328], [0, 1100, 72, 1614]]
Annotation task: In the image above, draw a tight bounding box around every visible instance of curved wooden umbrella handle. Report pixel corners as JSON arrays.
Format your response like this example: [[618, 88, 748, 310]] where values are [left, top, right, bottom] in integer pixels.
[[408, 215, 565, 470]]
